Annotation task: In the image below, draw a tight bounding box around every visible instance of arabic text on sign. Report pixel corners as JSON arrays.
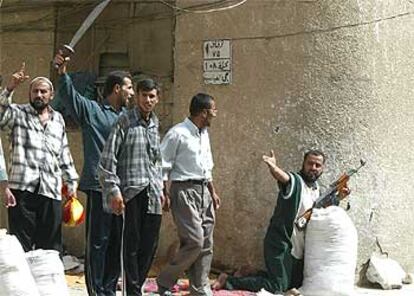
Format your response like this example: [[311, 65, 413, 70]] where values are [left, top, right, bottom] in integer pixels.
[[203, 59, 231, 71], [203, 40, 231, 59], [203, 71, 231, 85]]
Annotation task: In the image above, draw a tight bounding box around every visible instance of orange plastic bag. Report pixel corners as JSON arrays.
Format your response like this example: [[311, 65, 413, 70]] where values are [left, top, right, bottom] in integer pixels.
[[62, 184, 85, 227]]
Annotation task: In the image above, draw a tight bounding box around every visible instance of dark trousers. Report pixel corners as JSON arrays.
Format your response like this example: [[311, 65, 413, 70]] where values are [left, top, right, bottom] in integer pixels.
[[226, 239, 304, 293], [85, 190, 123, 296], [8, 189, 62, 253], [124, 189, 162, 296], [226, 259, 303, 293]]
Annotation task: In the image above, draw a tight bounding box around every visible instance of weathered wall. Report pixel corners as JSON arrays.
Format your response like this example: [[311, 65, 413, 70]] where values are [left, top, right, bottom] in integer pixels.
[[0, 1, 175, 257], [173, 0, 414, 275]]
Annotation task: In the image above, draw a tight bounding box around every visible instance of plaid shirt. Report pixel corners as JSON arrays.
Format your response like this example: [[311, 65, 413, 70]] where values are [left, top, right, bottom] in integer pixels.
[[98, 107, 163, 215], [0, 89, 78, 200]]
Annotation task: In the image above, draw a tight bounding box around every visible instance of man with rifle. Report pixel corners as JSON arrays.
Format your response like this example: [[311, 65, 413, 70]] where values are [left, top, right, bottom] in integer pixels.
[[212, 149, 353, 295]]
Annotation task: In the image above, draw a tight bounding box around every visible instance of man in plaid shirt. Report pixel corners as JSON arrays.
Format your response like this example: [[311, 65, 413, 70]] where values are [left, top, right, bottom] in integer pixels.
[[0, 63, 78, 253], [99, 78, 164, 295]]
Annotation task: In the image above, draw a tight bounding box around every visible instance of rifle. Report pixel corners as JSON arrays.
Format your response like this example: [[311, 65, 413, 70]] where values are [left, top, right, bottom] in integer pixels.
[[295, 159, 366, 231]]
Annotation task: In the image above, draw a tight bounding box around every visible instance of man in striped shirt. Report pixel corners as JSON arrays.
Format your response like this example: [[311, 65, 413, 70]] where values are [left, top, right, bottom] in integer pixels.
[[0, 63, 78, 253], [99, 79, 163, 295]]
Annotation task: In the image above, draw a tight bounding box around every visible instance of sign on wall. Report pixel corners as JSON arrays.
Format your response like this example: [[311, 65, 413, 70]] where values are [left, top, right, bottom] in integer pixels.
[[203, 39, 232, 85]]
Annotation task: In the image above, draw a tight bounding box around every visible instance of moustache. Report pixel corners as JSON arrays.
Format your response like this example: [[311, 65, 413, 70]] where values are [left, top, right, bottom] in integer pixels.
[[30, 97, 48, 111]]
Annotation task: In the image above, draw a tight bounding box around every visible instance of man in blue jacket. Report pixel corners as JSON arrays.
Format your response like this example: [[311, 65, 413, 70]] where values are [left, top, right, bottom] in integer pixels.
[[54, 52, 135, 296]]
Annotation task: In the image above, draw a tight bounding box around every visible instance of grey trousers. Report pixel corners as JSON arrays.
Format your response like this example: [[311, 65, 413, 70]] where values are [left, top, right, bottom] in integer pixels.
[[157, 181, 215, 296]]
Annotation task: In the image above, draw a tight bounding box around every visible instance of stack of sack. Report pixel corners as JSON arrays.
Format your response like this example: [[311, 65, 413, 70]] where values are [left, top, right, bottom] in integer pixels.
[[0, 229, 69, 296], [299, 206, 358, 296]]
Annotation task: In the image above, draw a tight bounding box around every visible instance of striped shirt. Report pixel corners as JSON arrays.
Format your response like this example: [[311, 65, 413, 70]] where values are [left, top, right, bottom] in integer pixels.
[[0, 89, 78, 200], [98, 107, 163, 215]]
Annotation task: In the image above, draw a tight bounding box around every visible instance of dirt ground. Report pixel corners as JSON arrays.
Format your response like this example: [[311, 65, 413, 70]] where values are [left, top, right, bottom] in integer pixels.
[[66, 274, 414, 296]]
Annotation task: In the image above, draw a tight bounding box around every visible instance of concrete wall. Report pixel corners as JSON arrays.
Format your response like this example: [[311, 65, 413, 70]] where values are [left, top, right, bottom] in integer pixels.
[[0, 1, 175, 257], [173, 0, 414, 275]]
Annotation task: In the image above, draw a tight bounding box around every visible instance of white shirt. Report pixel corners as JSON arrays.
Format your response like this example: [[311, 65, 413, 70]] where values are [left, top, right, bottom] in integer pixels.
[[161, 118, 214, 181], [290, 174, 320, 259]]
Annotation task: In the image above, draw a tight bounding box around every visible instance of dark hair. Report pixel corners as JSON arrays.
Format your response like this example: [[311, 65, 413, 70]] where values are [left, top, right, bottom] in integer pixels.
[[189, 93, 214, 116], [304, 149, 326, 164], [136, 78, 161, 95], [103, 70, 131, 97]]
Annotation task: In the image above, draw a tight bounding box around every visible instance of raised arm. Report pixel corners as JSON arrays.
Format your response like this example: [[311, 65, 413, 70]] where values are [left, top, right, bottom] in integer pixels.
[[262, 150, 290, 184], [0, 63, 29, 129], [5, 62, 30, 94], [54, 51, 95, 126]]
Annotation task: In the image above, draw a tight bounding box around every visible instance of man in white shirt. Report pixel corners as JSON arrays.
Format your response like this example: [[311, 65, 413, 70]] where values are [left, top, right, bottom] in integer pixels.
[[157, 93, 220, 296]]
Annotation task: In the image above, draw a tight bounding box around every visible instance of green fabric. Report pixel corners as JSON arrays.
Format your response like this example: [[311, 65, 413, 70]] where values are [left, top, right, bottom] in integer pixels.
[[227, 172, 303, 293]]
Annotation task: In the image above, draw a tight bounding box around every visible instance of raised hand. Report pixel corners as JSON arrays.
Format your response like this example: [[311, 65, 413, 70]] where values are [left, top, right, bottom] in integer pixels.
[[262, 149, 290, 183], [6, 62, 30, 92], [53, 49, 70, 75], [262, 149, 277, 169]]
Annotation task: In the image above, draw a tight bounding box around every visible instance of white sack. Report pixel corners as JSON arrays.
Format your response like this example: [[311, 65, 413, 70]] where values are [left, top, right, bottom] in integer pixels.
[[0, 230, 39, 296], [300, 206, 358, 296], [26, 249, 69, 296], [366, 254, 406, 289]]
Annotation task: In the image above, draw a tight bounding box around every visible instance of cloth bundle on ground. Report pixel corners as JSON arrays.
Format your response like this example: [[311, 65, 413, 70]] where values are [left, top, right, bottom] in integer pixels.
[[299, 206, 358, 296]]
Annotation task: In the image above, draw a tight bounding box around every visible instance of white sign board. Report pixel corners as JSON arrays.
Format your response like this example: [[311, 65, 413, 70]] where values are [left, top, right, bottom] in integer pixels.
[[203, 39, 231, 85]]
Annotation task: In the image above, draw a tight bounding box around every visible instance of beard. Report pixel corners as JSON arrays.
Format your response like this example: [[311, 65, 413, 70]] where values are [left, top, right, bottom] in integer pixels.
[[30, 98, 48, 112], [300, 169, 322, 184]]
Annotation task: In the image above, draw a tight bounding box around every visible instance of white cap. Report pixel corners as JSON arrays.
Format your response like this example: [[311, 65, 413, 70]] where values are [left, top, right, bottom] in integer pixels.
[[30, 76, 54, 92]]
